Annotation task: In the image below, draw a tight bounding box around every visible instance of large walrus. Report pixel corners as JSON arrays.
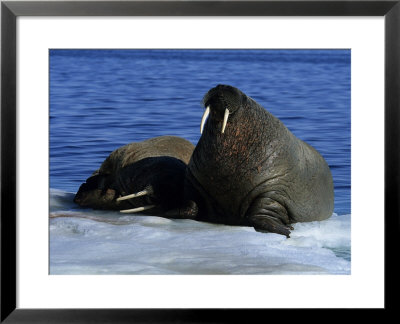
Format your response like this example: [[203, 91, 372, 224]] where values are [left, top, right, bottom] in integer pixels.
[[74, 136, 195, 215], [183, 85, 334, 237]]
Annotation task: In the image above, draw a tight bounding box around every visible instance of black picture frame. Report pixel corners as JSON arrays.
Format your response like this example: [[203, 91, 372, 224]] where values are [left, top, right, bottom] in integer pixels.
[[1, 0, 398, 322]]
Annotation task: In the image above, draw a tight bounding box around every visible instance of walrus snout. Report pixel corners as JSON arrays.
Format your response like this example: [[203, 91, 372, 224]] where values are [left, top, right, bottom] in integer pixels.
[[200, 85, 245, 134]]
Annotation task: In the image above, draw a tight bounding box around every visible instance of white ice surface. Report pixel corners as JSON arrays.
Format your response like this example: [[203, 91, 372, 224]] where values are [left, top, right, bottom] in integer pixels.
[[49, 189, 351, 275]]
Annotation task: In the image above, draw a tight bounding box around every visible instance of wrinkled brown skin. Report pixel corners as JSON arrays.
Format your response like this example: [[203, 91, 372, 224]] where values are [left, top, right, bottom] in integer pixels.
[[97, 135, 194, 174], [74, 136, 195, 215], [184, 85, 334, 237]]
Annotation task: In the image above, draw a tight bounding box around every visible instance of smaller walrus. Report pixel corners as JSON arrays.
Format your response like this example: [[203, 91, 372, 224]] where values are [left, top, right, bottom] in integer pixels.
[[74, 136, 195, 215], [183, 85, 334, 237]]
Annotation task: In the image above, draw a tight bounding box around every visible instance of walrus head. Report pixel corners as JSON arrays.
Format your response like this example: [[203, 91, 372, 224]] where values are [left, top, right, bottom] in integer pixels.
[[200, 84, 247, 134], [74, 156, 188, 214]]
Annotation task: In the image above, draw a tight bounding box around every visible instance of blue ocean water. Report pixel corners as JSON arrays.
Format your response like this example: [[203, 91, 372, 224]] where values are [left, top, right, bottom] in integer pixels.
[[50, 49, 350, 215]]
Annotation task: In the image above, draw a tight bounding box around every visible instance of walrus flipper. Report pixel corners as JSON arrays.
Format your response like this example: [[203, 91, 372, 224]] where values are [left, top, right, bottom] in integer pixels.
[[249, 215, 293, 238], [164, 200, 199, 220], [246, 195, 293, 238]]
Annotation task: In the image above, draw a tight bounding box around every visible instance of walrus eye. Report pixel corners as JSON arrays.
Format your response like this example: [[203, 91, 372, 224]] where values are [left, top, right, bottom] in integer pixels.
[[200, 105, 210, 134], [221, 108, 230, 134]]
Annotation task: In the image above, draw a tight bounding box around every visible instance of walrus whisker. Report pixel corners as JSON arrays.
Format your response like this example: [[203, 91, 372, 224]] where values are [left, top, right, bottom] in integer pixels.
[[221, 108, 230, 134], [117, 188, 153, 201], [119, 205, 156, 214], [200, 105, 210, 134]]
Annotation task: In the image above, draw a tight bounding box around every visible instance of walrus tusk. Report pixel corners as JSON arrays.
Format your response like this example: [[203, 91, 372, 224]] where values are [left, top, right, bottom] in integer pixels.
[[117, 188, 153, 201], [200, 106, 210, 134], [221, 108, 230, 134], [120, 205, 156, 214]]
